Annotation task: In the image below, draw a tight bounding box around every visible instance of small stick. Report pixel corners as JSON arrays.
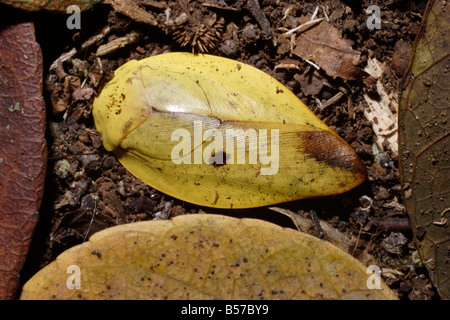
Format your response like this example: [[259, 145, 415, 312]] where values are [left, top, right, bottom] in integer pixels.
[[49, 48, 77, 72], [247, 0, 272, 40], [284, 18, 323, 36], [111, 0, 158, 26], [96, 31, 140, 56], [309, 210, 324, 238], [305, 59, 321, 70], [322, 6, 330, 22], [84, 199, 98, 242], [49, 26, 111, 72], [320, 92, 344, 110], [311, 6, 319, 20]]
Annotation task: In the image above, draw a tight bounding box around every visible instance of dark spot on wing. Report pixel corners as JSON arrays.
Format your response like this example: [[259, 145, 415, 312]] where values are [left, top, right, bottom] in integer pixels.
[[298, 130, 367, 178], [209, 151, 230, 167]]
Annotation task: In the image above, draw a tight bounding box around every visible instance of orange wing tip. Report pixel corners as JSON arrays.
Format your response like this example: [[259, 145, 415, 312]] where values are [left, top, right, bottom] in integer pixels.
[[299, 130, 368, 180]]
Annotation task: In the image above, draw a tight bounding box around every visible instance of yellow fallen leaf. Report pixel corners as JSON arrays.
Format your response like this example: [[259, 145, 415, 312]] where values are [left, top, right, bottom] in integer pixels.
[[20, 214, 397, 300]]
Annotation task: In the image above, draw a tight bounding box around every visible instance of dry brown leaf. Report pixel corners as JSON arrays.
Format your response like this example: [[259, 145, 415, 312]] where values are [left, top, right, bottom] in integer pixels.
[[0, 22, 47, 299], [21, 214, 397, 300], [292, 16, 368, 81], [399, 0, 450, 300]]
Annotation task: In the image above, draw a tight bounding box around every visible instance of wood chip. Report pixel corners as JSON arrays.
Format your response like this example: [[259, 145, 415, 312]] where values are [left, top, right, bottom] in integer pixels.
[[96, 31, 140, 56], [111, 0, 158, 26]]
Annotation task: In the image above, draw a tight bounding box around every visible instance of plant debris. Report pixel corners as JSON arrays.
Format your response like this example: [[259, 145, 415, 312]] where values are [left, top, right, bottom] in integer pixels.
[[292, 14, 369, 81]]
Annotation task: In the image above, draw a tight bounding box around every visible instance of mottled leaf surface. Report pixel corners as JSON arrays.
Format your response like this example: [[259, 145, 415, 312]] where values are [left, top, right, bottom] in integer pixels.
[[21, 214, 397, 300], [0, 22, 47, 299], [398, 0, 449, 300], [293, 16, 368, 81]]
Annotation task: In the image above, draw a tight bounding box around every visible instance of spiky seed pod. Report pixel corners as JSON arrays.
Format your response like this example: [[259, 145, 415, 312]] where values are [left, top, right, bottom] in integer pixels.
[[172, 13, 224, 53]]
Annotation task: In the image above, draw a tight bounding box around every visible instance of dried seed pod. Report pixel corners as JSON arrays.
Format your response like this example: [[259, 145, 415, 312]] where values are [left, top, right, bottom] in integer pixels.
[[172, 13, 224, 53]]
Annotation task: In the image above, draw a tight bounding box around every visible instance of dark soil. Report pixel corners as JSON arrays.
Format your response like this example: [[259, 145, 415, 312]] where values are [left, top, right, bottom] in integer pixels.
[[1, 0, 438, 299]]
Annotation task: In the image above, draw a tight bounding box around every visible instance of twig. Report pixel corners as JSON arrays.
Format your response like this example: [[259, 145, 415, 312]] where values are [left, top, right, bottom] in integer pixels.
[[201, 1, 238, 11], [284, 17, 323, 36], [433, 209, 448, 227], [305, 59, 321, 70], [246, 0, 272, 40], [320, 91, 344, 110], [311, 6, 319, 20], [83, 199, 98, 242], [281, 5, 292, 21], [136, 0, 168, 9], [49, 26, 111, 72], [96, 31, 140, 56], [49, 48, 77, 72], [80, 25, 111, 51], [322, 6, 330, 22], [111, 0, 158, 26], [309, 210, 324, 238]]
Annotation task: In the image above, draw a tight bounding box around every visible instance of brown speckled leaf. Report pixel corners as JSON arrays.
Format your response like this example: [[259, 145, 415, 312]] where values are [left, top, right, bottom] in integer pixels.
[[399, 0, 449, 300], [0, 22, 47, 300]]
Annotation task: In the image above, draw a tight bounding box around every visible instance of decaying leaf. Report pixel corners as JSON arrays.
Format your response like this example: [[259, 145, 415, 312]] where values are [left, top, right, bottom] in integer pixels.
[[21, 214, 397, 300], [399, 0, 449, 300], [292, 16, 368, 81], [1, 0, 100, 12], [363, 57, 399, 154], [0, 22, 47, 299]]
